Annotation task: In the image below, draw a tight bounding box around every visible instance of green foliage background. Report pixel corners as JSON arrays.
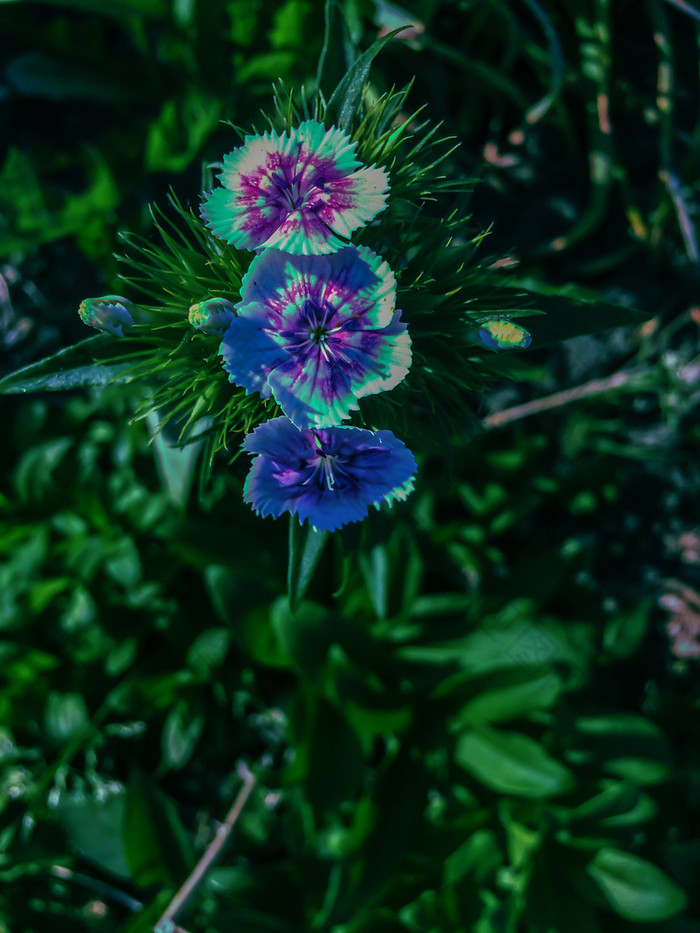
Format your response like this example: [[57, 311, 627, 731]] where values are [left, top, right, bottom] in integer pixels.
[[1, 1, 699, 931]]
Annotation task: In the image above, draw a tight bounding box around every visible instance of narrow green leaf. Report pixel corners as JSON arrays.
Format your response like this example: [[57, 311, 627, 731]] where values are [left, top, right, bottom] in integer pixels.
[[586, 848, 687, 921], [0, 335, 140, 394], [287, 518, 329, 612], [359, 544, 389, 619], [325, 27, 406, 129], [509, 285, 647, 348], [146, 411, 206, 508], [316, 0, 349, 101]]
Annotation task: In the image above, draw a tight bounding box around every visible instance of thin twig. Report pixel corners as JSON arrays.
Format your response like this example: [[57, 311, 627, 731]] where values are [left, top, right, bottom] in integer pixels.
[[483, 370, 639, 429], [154, 763, 257, 933]]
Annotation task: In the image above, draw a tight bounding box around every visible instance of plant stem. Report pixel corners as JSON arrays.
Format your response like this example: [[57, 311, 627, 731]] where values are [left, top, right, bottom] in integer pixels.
[[154, 763, 257, 933], [483, 369, 640, 429]]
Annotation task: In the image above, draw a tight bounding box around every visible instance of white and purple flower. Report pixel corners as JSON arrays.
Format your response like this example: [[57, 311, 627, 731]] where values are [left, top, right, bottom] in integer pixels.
[[220, 246, 411, 429], [242, 417, 416, 531], [200, 121, 390, 255]]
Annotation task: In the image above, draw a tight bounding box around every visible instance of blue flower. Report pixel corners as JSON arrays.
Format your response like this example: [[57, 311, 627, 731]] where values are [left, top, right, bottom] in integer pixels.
[[220, 246, 411, 429], [242, 417, 416, 531]]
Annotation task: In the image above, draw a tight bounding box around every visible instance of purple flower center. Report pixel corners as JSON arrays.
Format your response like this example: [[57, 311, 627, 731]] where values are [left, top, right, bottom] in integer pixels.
[[301, 434, 355, 492], [267, 150, 327, 218], [280, 298, 348, 360]]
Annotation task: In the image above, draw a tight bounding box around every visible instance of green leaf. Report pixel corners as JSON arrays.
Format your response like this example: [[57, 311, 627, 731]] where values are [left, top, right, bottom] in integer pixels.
[[123, 771, 191, 888], [452, 669, 562, 725], [205, 566, 289, 667], [510, 285, 647, 348], [7, 52, 132, 103], [455, 726, 574, 798], [359, 544, 389, 619], [603, 600, 651, 658], [161, 699, 205, 771], [186, 627, 230, 676], [586, 848, 687, 921], [0, 0, 168, 18], [44, 691, 89, 743], [293, 693, 365, 818], [146, 411, 205, 508], [574, 713, 671, 785], [325, 27, 406, 129], [56, 790, 131, 880], [271, 597, 334, 680], [0, 335, 140, 394], [443, 829, 502, 885], [287, 518, 329, 612]]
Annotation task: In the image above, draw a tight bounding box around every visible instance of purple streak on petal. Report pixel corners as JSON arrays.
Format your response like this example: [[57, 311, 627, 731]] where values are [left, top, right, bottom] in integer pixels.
[[201, 121, 390, 254], [229, 247, 408, 428]]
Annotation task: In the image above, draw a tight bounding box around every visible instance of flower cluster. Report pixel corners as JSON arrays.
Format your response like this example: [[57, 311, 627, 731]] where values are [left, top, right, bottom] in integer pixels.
[[77, 101, 536, 533], [200, 121, 415, 530]]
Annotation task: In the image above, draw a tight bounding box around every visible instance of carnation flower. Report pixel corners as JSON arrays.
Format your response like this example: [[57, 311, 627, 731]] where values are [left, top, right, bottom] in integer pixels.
[[220, 246, 411, 429], [78, 296, 138, 337], [242, 417, 416, 531], [188, 298, 236, 336], [200, 121, 390, 255]]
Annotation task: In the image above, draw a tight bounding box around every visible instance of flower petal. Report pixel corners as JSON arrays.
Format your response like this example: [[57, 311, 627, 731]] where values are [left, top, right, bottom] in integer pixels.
[[242, 418, 416, 531], [201, 121, 390, 254], [219, 306, 288, 397]]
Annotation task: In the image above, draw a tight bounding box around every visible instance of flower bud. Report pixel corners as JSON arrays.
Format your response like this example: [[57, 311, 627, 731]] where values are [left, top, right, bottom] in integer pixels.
[[188, 298, 236, 336], [478, 319, 532, 350], [78, 296, 138, 337]]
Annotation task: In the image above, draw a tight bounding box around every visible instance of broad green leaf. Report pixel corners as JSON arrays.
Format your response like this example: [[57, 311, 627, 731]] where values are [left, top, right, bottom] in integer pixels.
[[0, 335, 141, 394], [161, 699, 204, 771], [455, 726, 574, 798], [56, 789, 131, 880], [271, 597, 333, 680], [123, 771, 191, 888], [603, 600, 651, 658], [294, 693, 364, 818], [287, 518, 329, 612], [586, 848, 686, 921], [206, 566, 289, 667], [574, 713, 671, 784], [44, 691, 89, 743], [186, 627, 230, 676], [452, 669, 562, 724]]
